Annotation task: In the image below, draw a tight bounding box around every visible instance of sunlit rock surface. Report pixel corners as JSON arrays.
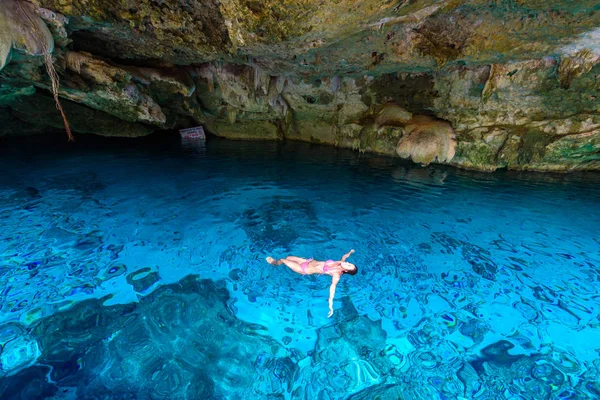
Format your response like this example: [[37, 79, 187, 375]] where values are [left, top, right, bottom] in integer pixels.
[[1, 0, 600, 170]]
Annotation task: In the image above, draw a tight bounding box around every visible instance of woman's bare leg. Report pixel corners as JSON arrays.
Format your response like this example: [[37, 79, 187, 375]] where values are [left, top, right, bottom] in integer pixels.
[[286, 256, 307, 263], [266, 257, 304, 274], [267, 256, 307, 265], [280, 259, 304, 274]]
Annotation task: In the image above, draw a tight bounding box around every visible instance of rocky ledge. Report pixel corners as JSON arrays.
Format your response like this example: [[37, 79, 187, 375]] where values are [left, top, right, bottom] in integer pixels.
[[1, 0, 599, 171]]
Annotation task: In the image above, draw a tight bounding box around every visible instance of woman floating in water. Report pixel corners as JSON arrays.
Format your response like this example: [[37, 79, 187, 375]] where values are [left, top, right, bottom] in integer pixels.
[[266, 249, 358, 318]]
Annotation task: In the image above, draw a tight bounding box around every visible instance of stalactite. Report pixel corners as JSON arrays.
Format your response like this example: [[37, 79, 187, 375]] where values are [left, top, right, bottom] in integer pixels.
[[275, 76, 285, 94], [65, 51, 86, 74], [330, 76, 340, 95], [227, 106, 237, 124], [276, 95, 289, 116], [267, 77, 279, 108], [267, 76, 287, 109], [196, 65, 215, 93], [329, 76, 341, 137], [252, 62, 261, 93], [249, 63, 270, 97]]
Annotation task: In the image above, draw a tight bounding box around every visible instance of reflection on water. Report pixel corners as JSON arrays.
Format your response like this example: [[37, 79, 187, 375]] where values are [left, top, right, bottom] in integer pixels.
[[1, 136, 599, 399]]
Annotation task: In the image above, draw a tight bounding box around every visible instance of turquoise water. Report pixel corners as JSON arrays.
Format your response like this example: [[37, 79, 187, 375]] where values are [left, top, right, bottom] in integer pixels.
[[1, 136, 599, 399]]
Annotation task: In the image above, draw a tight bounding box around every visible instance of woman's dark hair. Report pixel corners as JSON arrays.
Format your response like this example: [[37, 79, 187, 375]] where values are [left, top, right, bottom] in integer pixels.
[[346, 266, 358, 276]]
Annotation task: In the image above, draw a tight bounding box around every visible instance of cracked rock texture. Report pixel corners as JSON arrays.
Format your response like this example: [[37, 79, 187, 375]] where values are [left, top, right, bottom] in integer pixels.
[[1, 0, 599, 171]]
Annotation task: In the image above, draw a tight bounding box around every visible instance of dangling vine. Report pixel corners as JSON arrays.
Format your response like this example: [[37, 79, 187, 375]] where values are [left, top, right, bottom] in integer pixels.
[[42, 50, 73, 141], [16, 0, 73, 141]]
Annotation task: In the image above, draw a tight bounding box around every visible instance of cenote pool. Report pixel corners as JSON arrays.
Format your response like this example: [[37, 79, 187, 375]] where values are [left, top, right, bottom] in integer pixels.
[[0, 136, 599, 399]]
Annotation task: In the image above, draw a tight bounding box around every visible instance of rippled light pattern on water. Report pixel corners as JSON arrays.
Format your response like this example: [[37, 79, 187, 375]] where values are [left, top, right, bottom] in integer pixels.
[[1, 138, 599, 399]]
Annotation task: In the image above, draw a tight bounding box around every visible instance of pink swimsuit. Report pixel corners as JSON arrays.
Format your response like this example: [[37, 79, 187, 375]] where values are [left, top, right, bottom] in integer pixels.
[[322, 260, 335, 272], [300, 258, 313, 274], [301, 259, 335, 274]]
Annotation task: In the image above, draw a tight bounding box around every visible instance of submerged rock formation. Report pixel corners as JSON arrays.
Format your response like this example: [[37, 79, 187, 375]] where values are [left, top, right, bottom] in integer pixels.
[[1, 275, 598, 399], [0, 0, 599, 171]]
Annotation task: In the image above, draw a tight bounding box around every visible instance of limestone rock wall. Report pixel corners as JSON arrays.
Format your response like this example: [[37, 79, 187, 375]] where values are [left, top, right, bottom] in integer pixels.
[[0, 0, 599, 171]]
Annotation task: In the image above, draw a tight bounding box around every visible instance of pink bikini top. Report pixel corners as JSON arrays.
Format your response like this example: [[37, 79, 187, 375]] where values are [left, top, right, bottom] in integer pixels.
[[322, 260, 336, 273]]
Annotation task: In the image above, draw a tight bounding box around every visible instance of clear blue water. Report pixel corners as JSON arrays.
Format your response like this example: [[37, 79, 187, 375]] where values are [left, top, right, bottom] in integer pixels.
[[1, 136, 599, 399]]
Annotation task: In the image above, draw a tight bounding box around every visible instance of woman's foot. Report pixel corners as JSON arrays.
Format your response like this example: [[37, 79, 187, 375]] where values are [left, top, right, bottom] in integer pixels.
[[266, 257, 281, 266]]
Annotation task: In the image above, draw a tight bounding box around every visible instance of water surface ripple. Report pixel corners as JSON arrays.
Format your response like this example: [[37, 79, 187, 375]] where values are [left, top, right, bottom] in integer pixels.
[[0, 138, 599, 399]]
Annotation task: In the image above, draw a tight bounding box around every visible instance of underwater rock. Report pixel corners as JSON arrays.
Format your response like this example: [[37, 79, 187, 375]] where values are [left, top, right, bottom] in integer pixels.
[[0, 324, 41, 377], [2, 276, 293, 399], [238, 198, 320, 252], [290, 302, 390, 398], [347, 383, 405, 400], [432, 232, 498, 281], [467, 341, 579, 398], [0, 366, 58, 398], [125, 267, 160, 294], [0, 272, 596, 398]]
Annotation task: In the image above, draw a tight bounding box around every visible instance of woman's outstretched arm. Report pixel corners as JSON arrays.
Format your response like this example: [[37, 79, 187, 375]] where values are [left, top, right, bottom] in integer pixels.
[[328, 275, 340, 318], [341, 249, 355, 262]]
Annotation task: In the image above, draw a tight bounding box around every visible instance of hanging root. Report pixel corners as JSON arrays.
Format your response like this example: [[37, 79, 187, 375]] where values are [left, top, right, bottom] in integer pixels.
[[17, 1, 73, 141], [43, 51, 73, 141]]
